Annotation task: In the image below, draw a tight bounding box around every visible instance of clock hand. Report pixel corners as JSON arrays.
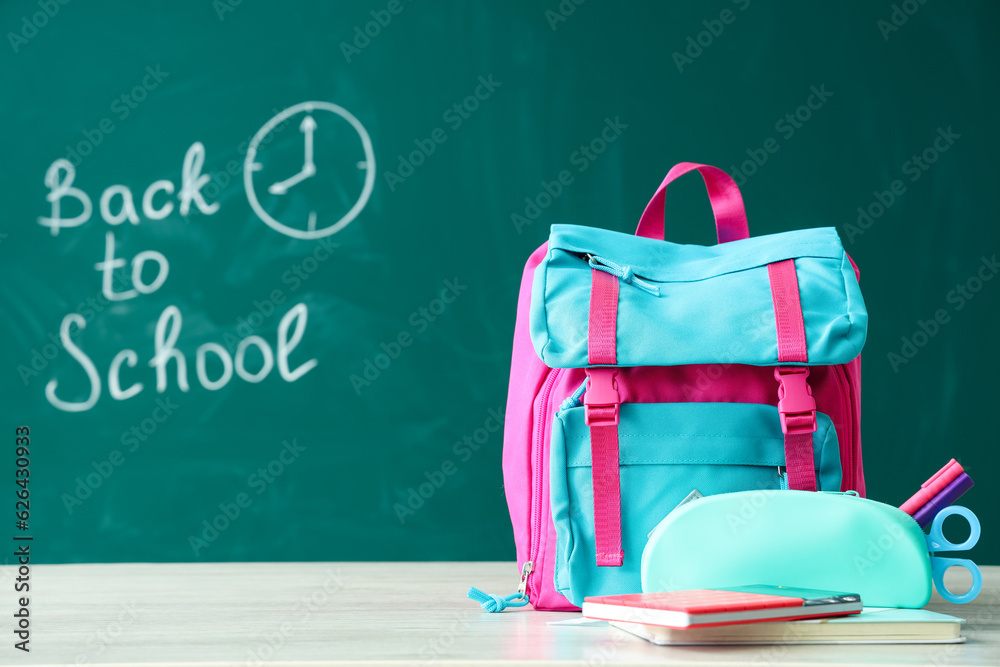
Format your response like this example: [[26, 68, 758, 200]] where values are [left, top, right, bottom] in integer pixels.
[[268, 165, 315, 194], [301, 115, 316, 170], [268, 115, 318, 195]]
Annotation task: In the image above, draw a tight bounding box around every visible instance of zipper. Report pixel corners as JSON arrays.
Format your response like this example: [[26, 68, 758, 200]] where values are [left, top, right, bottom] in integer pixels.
[[525, 369, 559, 601], [572, 252, 660, 296], [468, 563, 533, 613], [835, 491, 925, 532], [517, 560, 533, 598], [865, 495, 924, 531], [832, 365, 856, 491]]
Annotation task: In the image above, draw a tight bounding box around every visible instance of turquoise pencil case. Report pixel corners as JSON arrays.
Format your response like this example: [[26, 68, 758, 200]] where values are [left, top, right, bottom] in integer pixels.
[[641, 490, 981, 608]]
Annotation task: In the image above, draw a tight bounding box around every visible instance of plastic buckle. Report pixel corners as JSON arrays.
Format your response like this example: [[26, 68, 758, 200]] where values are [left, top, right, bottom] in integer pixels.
[[774, 366, 817, 435], [584, 367, 620, 427]]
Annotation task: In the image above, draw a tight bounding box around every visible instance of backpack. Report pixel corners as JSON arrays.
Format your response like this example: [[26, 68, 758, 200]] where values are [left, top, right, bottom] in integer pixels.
[[501, 162, 867, 610]]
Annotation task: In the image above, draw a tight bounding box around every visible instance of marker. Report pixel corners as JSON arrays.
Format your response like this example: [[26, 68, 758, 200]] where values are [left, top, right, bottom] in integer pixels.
[[900, 459, 964, 516], [913, 473, 975, 529]]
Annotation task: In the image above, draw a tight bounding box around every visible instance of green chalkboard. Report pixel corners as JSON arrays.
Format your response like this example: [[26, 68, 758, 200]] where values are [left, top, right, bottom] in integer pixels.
[[1, 0, 997, 567]]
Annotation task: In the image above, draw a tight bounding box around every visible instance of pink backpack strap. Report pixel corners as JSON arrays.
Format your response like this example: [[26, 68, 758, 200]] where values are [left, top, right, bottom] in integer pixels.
[[586, 269, 624, 567], [768, 259, 818, 492]]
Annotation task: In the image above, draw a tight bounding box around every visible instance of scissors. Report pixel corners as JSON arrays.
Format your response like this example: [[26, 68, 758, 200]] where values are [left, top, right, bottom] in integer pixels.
[[924, 505, 982, 604]]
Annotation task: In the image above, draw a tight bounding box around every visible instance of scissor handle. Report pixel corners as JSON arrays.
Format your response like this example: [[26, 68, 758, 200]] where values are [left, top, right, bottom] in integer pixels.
[[926, 505, 980, 552], [930, 557, 983, 604]]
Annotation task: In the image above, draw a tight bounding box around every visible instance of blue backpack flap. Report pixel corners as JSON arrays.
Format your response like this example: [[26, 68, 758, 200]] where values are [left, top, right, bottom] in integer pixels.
[[530, 225, 867, 369]]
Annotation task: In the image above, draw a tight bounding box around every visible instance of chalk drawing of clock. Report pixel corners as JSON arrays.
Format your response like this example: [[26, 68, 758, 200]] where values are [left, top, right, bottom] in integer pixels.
[[244, 101, 375, 240]]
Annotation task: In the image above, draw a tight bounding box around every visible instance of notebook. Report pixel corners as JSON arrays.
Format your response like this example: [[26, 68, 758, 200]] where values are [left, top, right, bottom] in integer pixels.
[[582, 586, 861, 629], [610, 607, 965, 645]]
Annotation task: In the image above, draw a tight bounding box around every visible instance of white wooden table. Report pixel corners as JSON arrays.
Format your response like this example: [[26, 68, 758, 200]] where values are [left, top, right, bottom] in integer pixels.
[[2, 562, 997, 665]]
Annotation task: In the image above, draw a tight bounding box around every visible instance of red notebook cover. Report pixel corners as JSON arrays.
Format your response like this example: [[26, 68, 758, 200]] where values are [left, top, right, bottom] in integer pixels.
[[582, 586, 862, 629], [593, 590, 804, 614]]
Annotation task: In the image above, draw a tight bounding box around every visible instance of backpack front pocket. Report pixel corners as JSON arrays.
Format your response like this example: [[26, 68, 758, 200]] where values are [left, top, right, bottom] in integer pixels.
[[549, 401, 843, 607]]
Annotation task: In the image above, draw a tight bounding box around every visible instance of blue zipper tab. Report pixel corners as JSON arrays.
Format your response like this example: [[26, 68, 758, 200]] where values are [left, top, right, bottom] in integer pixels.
[[467, 561, 533, 613], [559, 380, 588, 411], [587, 254, 660, 296]]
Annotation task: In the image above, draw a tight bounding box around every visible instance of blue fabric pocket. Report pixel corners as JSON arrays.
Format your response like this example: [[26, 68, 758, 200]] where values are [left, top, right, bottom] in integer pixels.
[[549, 401, 843, 607]]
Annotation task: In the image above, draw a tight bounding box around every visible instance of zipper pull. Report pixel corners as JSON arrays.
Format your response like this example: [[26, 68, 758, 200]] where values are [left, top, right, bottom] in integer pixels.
[[586, 254, 660, 296], [466, 561, 532, 613], [517, 560, 533, 598], [559, 380, 588, 411]]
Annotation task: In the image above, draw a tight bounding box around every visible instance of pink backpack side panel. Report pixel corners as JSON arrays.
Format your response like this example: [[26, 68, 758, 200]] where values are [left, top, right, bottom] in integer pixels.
[[502, 242, 581, 611]]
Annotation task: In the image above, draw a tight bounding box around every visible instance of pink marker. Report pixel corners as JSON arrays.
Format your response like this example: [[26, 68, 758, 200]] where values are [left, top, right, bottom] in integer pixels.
[[900, 459, 964, 516]]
